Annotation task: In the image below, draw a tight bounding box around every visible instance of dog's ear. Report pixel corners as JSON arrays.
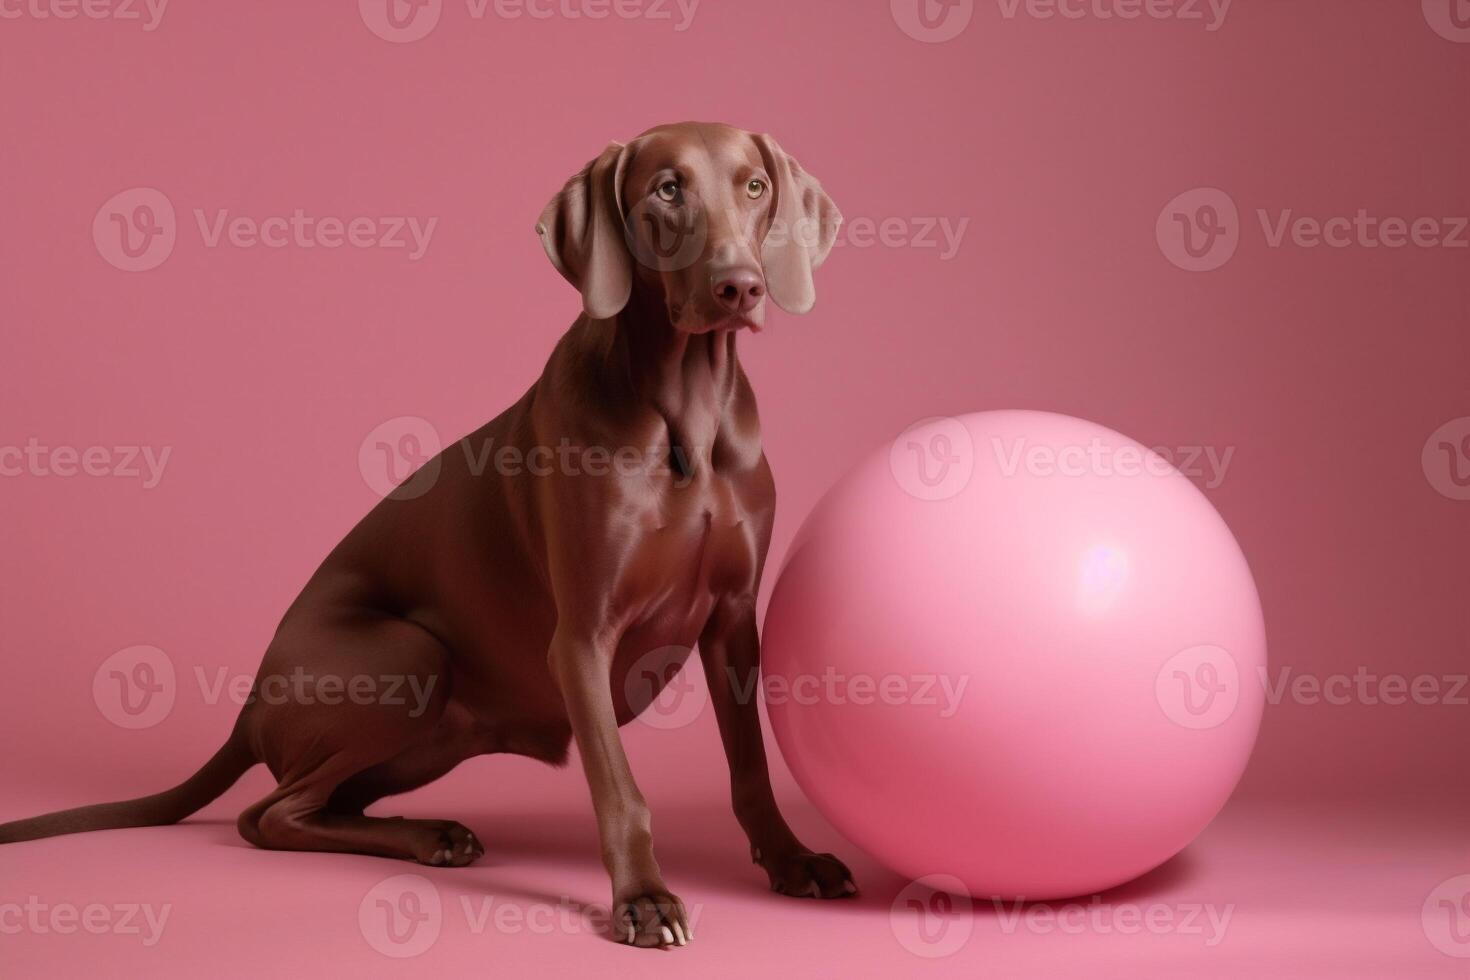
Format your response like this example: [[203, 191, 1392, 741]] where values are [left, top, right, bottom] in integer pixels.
[[536, 142, 632, 320], [753, 134, 840, 315]]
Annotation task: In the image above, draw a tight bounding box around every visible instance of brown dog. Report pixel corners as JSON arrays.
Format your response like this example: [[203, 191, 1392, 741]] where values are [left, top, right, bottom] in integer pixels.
[[0, 122, 853, 948]]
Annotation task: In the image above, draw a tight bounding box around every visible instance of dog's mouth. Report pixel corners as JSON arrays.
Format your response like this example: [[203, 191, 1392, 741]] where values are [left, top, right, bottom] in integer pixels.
[[670, 303, 765, 334], [713, 312, 762, 333]]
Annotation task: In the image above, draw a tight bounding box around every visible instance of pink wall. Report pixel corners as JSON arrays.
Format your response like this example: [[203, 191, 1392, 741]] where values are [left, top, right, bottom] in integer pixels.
[[2, 0, 1466, 813]]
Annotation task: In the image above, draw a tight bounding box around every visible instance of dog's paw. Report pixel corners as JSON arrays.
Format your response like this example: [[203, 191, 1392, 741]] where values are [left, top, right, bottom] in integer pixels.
[[613, 886, 690, 948], [755, 847, 857, 899], [411, 820, 485, 868]]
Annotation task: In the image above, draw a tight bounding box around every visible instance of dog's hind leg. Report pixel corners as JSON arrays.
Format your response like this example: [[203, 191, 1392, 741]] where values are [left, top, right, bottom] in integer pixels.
[[239, 774, 484, 867], [235, 614, 484, 867]]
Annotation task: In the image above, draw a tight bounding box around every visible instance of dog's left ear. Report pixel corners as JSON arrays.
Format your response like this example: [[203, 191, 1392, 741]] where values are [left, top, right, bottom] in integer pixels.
[[753, 134, 841, 315], [536, 141, 632, 320]]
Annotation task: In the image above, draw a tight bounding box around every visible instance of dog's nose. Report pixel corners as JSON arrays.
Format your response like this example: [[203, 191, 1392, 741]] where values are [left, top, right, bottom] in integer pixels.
[[711, 268, 765, 314]]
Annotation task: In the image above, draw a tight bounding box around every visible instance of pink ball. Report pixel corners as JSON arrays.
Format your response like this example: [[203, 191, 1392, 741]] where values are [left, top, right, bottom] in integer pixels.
[[763, 411, 1266, 900]]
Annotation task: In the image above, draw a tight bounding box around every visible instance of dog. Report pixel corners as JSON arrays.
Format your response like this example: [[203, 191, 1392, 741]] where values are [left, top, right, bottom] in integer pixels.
[[0, 122, 853, 949]]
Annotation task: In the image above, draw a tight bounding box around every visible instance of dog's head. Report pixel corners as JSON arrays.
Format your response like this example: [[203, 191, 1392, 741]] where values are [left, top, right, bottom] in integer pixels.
[[536, 122, 840, 332]]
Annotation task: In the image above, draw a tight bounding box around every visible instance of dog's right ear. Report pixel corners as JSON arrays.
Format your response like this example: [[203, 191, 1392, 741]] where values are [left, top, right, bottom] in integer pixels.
[[535, 142, 632, 320]]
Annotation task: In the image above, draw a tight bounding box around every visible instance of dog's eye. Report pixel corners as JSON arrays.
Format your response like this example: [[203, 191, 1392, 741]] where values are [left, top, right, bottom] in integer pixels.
[[655, 181, 679, 202], [746, 178, 766, 199]]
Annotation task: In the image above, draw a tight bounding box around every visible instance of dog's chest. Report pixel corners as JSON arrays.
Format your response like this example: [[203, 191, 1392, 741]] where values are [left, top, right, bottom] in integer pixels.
[[618, 469, 758, 641]]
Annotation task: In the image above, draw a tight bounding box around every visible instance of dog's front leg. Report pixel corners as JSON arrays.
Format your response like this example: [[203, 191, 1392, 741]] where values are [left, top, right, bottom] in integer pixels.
[[698, 600, 857, 899], [548, 629, 690, 947]]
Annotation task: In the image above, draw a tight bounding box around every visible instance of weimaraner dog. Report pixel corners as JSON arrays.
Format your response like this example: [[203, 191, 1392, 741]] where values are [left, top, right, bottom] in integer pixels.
[[0, 121, 854, 948]]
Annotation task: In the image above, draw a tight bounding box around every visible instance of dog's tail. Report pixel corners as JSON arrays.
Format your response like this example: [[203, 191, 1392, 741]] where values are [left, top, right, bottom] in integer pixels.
[[0, 727, 256, 844]]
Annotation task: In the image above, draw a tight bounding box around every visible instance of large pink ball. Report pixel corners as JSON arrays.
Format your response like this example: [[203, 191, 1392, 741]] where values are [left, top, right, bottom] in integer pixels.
[[763, 411, 1265, 900]]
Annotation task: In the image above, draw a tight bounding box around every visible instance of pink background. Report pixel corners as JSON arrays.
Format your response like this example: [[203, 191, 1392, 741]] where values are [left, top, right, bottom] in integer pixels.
[[2, 1, 1467, 976]]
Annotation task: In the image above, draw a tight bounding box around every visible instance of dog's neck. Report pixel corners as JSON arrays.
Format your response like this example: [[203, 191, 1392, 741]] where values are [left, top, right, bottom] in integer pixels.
[[607, 288, 743, 459]]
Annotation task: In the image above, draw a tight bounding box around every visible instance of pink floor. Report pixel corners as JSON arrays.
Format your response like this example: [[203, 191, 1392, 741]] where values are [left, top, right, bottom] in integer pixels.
[[2, 764, 1463, 978]]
